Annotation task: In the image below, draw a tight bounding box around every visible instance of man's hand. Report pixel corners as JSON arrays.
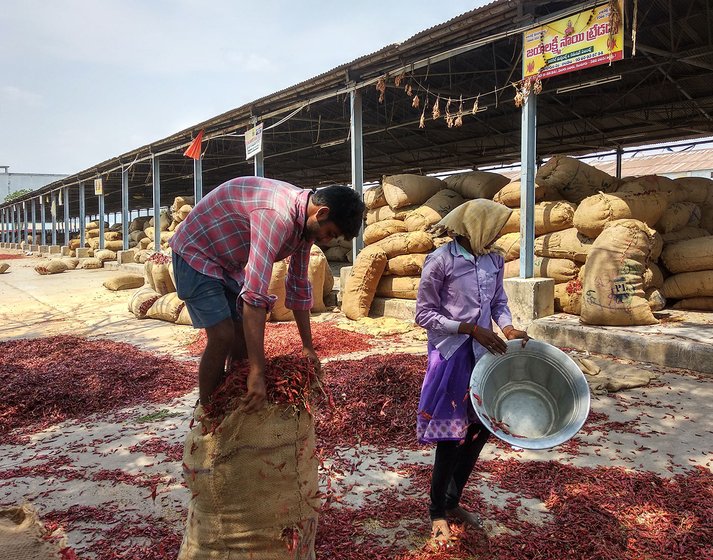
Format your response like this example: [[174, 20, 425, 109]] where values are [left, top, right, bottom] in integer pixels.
[[302, 346, 322, 378], [471, 326, 508, 355], [242, 367, 266, 413], [502, 325, 530, 347]]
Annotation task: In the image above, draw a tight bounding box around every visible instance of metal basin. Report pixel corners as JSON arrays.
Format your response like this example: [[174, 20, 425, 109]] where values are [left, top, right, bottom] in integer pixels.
[[470, 339, 590, 450]]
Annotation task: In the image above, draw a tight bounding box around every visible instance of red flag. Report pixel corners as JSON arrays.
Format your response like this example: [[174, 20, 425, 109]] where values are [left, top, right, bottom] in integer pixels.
[[183, 129, 204, 160]]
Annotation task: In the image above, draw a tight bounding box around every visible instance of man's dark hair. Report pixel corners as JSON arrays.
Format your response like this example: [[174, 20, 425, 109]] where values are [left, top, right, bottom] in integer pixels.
[[312, 185, 365, 240]]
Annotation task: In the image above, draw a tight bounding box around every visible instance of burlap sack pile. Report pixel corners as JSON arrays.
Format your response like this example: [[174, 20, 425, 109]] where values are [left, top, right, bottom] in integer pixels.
[[179, 405, 319, 560]]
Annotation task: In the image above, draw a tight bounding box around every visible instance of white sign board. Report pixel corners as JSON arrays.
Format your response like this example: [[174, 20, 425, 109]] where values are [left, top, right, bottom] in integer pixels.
[[245, 123, 263, 159], [94, 178, 103, 196]]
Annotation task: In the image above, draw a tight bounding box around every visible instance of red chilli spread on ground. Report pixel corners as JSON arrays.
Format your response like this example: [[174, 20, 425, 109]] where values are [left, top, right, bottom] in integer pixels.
[[0, 253, 27, 260], [186, 321, 375, 359], [0, 335, 196, 444]]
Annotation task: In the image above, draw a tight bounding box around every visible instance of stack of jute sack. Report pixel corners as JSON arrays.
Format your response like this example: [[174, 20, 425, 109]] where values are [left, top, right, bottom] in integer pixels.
[[34, 254, 99, 275], [133, 195, 195, 261], [343, 171, 509, 319], [319, 236, 353, 263]]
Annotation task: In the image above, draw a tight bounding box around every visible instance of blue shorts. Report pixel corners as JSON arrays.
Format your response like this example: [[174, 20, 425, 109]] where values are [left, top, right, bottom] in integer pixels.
[[172, 252, 243, 328]]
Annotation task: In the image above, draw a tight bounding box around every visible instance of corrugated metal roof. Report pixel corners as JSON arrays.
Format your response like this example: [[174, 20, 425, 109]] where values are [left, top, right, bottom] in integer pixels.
[[593, 149, 713, 177]]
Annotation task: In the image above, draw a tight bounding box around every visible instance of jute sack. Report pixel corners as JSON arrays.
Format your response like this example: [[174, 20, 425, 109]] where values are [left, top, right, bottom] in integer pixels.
[[103, 274, 145, 291], [643, 263, 664, 290], [573, 191, 670, 238], [383, 253, 428, 276], [375, 276, 420, 299], [581, 219, 660, 326], [645, 288, 666, 312], [87, 221, 108, 230], [655, 202, 700, 234], [661, 226, 710, 244], [145, 261, 176, 295], [504, 257, 579, 283], [615, 175, 680, 200], [128, 286, 161, 319], [700, 205, 713, 233], [69, 239, 82, 250], [661, 236, 713, 273], [34, 260, 67, 275], [105, 240, 124, 252], [364, 185, 387, 210], [372, 231, 433, 258], [104, 231, 121, 241], [94, 249, 117, 263], [404, 190, 465, 232], [382, 174, 444, 209], [86, 228, 100, 238], [87, 237, 101, 250], [673, 176, 713, 205], [78, 257, 103, 269], [341, 245, 388, 320], [160, 230, 175, 243], [661, 270, 713, 299], [178, 405, 319, 560], [432, 236, 452, 249], [308, 245, 330, 313], [146, 292, 185, 322], [0, 263, 9, 274], [144, 226, 155, 240], [672, 297, 713, 311], [178, 204, 193, 221], [139, 237, 152, 249], [130, 230, 147, 242], [498, 201, 577, 236], [490, 233, 520, 262], [0, 504, 64, 560], [324, 246, 350, 262], [363, 220, 408, 245], [133, 249, 153, 263], [536, 155, 619, 203], [268, 260, 293, 322], [364, 204, 418, 225], [176, 305, 193, 326], [442, 171, 509, 200], [62, 257, 80, 270], [492, 181, 560, 208], [129, 217, 147, 233], [554, 281, 582, 315], [534, 228, 593, 263], [171, 195, 195, 212]]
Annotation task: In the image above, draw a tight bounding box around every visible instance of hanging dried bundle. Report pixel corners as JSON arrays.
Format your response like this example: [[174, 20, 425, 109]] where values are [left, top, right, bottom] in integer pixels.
[[445, 97, 455, 127], [405, 83, 413, 96], [454, 95, 464, 127], [412, 95, 420, 109], [419, 96, 428, 128], [376, 76, 386, 103], [513, 82, 525, 108], [394, 72, 406, 87], [472, 94, 480, 115], [533, 78, 543, 95], [432, 95, 441, 120]]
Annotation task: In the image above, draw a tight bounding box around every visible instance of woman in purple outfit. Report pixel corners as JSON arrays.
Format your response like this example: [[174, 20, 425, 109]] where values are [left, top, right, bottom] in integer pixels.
[[415, 199, 530, 545]]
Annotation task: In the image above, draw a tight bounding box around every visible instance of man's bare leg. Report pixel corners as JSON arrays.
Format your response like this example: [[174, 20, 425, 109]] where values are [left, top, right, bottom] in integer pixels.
[[198, 318, 234, 404]]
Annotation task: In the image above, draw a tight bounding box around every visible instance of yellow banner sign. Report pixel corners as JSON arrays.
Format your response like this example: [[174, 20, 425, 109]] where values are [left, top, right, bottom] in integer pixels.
[[523, 0, 623, 79]]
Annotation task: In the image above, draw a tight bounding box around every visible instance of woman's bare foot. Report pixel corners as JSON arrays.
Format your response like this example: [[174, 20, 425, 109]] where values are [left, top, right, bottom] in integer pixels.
[[431, 519, 451, 547]]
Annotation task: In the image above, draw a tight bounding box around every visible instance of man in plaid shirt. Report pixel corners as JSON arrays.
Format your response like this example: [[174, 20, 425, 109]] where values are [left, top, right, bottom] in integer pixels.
[[169, 176, 364, 411]]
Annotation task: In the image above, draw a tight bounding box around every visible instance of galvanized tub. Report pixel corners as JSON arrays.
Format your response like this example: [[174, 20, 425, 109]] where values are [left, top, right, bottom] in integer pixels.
[[469, 339, 590, 450]]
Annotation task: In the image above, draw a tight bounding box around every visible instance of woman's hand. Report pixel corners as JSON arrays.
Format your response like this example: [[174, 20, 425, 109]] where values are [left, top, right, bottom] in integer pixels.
[[502, 325, 530, 347]]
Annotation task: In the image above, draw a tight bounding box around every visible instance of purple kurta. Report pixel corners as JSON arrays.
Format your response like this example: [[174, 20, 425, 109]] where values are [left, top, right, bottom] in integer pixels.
[[415, 241, 513, 443]]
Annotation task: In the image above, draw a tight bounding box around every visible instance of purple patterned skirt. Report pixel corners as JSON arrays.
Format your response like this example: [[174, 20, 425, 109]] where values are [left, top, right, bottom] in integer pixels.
[[416, 340, 480, 444]]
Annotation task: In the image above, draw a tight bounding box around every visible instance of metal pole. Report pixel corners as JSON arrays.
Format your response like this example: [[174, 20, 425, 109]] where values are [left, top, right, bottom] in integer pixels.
[[615, 146, 623, 179], [350, 88, 364, 260], [152, 155, 161, 251], [1, 208, 4, 243], [98, 187, 105, 250], [40, 196, 46, 245], [31, 198, 37, 246], [79, 183, 86, 248], [254, 151, 264, 177], [63, 187, 70, 246], [22, 201, 28, 245], [122, 167, 130, 250], [50, 192, 57, 246], [519, 92, 537, 279], [193, 158, 203, 202]]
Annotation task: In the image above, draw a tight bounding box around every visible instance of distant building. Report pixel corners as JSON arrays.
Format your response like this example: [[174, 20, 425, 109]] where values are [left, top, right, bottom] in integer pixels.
[[592, 148, 713, 179], [0, 167, 67, 202]]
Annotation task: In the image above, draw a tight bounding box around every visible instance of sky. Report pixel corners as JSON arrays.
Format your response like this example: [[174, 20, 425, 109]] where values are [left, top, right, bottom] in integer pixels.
[[1, 0, 491, 175]]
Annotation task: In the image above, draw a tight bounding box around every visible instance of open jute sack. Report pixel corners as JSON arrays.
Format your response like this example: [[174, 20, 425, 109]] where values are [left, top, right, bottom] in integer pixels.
[[404, 189, 465, 232], [573, 191, 670, 238], [129, 286, 162, 319], [536, 155, 620, 203], [382, 174, 444, 209], [581, 219, 662, 326], [442, 170, 509, 200], [554, 280, 583, 315], [0, 504, 63, 560], [341, 245, 388, 320], [145, 260, 176, 295], [178, 405, 319, 560]]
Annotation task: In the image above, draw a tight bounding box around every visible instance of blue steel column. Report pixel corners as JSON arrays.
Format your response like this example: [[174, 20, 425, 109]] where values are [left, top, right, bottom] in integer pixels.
[[193, 158, 203, 202], [98, 186, 105, 250], [50, 192, 58, 245], [40, 197, 46, 245], [79, 183, 86, 248], [32, 198, 37, 245], [350, 88, 364, 259], [152, 155, 161, 251], [254, 151, 264, 177], [22, 201, 28, 244], [15, 205, 20, 243], [615, 146, 623, 179], [1, 208, 5, 243], [63, 187, 70, 245], [122, 167, 130, 250], [519, 92, 537, 279]]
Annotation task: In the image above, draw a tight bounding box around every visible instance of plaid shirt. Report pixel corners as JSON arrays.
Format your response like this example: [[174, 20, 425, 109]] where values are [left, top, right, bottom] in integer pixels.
[[168, 176, 313, 311]]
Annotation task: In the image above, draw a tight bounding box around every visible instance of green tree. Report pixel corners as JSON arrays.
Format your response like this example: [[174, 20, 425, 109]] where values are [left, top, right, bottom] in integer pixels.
[[3, 189, 33, 203]]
